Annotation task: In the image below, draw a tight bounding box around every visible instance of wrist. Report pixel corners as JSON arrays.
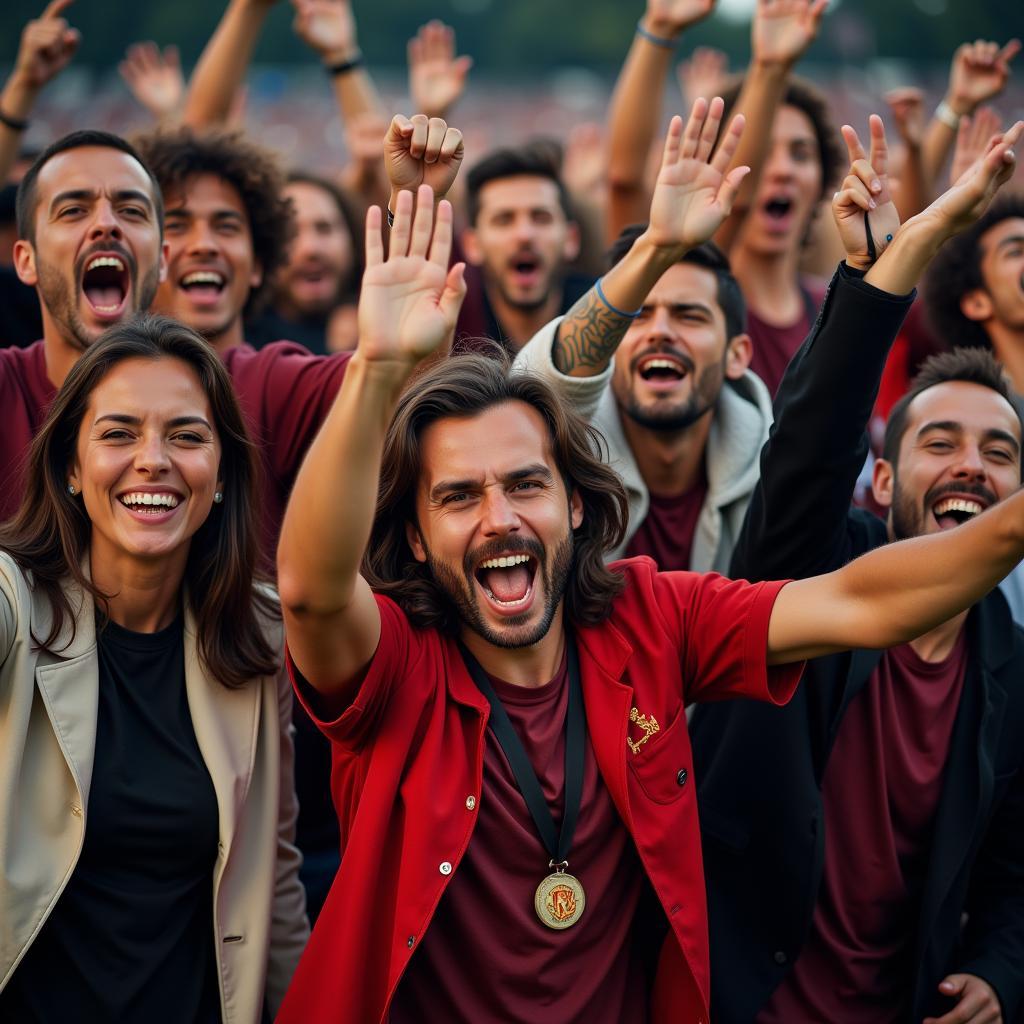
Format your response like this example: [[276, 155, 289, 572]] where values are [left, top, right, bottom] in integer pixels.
[[351, 349, 420, 392], [944, 93, 975, 118], [752, 54, 796, 76], [844, 255, 873, 273], [637, 16, 681, 48], [322, 43, 361, 65], [1, 74, 39, 119]]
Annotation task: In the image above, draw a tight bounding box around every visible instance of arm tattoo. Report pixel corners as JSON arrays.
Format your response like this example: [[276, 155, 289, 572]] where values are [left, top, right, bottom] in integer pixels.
[[553, 288, 634, 375]]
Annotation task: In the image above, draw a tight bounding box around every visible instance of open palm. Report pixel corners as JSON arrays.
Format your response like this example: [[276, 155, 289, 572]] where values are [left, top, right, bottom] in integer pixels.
[[358, 186, 466, 365], [753, 0, 828, 68], [292, 0, 356, 61], [647, 98, 749, 252]]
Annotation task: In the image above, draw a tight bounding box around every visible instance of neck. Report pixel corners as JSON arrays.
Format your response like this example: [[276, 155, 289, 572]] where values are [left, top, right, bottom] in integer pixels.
[[987, 323, 1024, 395], [907, 609, 967, 663], [460, 609, 567, 688], [42, 325, 86, 390], [620, 407, 711, 497], [486, 286, 563, 353], [732, 243, 804, 325], [207, 317, 247, 357], [89, 543, 187, 633]]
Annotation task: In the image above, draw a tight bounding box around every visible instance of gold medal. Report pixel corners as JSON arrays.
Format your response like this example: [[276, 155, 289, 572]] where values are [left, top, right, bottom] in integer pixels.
[[534, 862, 586, 930]]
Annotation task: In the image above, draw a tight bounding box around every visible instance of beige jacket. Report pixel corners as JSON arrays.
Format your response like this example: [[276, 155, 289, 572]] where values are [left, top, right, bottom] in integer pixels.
[[0, 552, 309, 1022]]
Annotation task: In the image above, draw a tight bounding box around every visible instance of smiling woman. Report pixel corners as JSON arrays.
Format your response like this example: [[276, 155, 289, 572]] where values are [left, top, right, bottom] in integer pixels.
[[0, 315, 308, 1022]]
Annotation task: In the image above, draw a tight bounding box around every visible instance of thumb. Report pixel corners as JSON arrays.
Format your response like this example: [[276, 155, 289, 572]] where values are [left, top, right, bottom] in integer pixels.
[[438, 262, 467, 323], [939, 975, 968, 996], [717, 165, 751, 213], [454, 56, 473, 80]]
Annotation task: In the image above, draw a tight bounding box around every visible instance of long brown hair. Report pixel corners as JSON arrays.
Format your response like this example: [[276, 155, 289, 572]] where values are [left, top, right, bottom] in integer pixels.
[[0, 315, 279, 687], [364, 349, 629, 631]]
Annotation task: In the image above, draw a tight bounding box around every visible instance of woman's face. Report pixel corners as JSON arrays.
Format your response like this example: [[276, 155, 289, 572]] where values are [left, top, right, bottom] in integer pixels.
[[70, 356, 222, 574]]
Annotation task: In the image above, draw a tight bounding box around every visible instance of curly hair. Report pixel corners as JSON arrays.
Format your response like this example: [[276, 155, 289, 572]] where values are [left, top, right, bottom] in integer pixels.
[[363, 347, 629, 631], [720, 73, 844, 199], [132, 126, 294, 315], [922, 193, 1024, 350]]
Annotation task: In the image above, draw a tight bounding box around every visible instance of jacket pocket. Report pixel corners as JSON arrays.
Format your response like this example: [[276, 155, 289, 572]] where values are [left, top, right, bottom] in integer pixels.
[[627, 706, 691, 805]]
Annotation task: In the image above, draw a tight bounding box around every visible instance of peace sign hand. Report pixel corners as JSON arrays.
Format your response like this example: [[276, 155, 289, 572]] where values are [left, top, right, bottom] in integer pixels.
[[832, 115, 900, 269], [357, 184, 467, 369], [646, 97, 749, 254]]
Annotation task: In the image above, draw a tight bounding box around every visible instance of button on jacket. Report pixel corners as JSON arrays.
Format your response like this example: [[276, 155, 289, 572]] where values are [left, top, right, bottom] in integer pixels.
[[277, 558, 802, 1024], [0, 554, 309, 1022]]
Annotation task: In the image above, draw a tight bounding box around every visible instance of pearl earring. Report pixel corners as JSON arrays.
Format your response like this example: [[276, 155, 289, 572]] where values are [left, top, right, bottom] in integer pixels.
[[213, 491, 223, 504]]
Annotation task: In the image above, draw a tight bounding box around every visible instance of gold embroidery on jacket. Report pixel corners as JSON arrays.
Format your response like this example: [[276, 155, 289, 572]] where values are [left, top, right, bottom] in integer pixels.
[[627, 707, 660, 755]]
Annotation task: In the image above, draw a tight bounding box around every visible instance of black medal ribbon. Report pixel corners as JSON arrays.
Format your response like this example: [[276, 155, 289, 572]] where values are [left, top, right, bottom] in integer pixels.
[[458, 637, 584, 866]]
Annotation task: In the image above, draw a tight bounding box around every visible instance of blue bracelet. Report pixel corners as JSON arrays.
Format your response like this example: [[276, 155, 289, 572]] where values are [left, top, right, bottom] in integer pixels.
[[596, 277, 643, 319], [636, 19, 677, 50]]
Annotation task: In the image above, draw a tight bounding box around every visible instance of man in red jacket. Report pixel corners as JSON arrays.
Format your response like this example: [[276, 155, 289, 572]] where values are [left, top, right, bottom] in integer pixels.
[[276, 105, 1024, 1024]]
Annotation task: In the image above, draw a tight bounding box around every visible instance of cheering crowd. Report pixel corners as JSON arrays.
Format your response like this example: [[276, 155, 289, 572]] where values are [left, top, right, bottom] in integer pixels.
[[0, 0, 1022, 1021]]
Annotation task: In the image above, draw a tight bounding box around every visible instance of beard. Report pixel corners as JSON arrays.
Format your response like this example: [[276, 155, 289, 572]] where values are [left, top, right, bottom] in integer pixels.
[[619, 362, 724, 433], [425, 528, 575, 649], [35, 250, 159, 351], [890, 477, 999, 541], [486, 261, 563, 314]]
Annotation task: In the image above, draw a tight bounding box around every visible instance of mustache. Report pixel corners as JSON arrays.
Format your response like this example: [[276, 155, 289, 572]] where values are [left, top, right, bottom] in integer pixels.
[[464, 536, 545, 576], [923, 480, 998, 509], [74, 242, 137, 281]]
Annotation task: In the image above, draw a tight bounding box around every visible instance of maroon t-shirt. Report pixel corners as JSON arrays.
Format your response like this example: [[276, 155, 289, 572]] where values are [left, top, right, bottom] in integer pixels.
[[624, 473, 708, 572], [0, 339, 349, 559], [389, 653, 647, 1024], [748, 278, 828, 398], [758, 630, 969, 1024], [0, 341, 56, 523]]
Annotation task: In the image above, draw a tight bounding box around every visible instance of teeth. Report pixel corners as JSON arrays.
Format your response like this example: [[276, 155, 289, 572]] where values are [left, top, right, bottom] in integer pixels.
[[479, 554, 531, 569], [119, 492, 180, 509], [934, 498, 983, 517], [87, 256, 125, 272], [182, 271, 224, 287], [643, 359, 680, 371]]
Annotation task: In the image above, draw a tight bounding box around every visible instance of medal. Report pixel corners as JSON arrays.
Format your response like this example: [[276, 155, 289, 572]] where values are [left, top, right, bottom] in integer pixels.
[[460, 637, 587, 930], [535, 861, 586, 929]]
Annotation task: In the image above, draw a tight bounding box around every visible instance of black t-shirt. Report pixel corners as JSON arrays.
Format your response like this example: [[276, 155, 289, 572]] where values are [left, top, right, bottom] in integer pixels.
[[0, 265, 43, 349], [245, 307, 329, 355], [0, 614, 222, 1023]]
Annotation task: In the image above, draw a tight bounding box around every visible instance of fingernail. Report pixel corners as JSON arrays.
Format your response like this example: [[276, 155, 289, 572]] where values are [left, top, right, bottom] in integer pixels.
[[869, 199, 876, 208], [871, 179, 881, 192]]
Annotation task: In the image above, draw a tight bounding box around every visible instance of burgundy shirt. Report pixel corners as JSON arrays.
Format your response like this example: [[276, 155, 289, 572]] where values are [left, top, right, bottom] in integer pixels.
[[624, 474, 709, 572], [389, 653, 646, 1024], [758, 630, 969, 1024], [0, 339, 349, 559], [748, 278, 828, 398]]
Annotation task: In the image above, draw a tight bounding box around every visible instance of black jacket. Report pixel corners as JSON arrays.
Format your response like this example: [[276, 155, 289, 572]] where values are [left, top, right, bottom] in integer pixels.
[[690, 264, 1024, 1023]]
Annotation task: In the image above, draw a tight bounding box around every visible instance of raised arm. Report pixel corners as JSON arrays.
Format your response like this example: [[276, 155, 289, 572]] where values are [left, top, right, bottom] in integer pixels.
[[921, 38, 1020, 190], [407, 20, 472, 122], [119, 42, 186, 125], [292, 0, 385, 129], [383, 113, 464, 216], [712, 0, 827, 252], [884, 87, 929, 220], [605, 0, 716, 242], [182, 0, 275, 127], [277, 185, 466, 701], [549, 98, 747, 379], [0, 0, 79, 185]]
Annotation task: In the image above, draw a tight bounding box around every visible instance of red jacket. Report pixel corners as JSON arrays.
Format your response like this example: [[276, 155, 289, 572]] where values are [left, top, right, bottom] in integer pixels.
[[277, 559, 801, 1023]]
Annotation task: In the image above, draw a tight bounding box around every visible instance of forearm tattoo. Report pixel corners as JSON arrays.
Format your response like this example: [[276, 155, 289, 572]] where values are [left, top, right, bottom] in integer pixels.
[[553, 289, 633, 374]]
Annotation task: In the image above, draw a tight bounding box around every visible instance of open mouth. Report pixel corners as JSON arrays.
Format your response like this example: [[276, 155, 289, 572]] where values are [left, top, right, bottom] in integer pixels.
[[637, 354, 688, 384], [762, 196, 794, 221], [81, 254, 130, 317], [179, 270, 226, 304], [118, 491, 182, 516], [473, 552, 539, 611], [508, 253, 542, 287], [932, 496, 986, 529]]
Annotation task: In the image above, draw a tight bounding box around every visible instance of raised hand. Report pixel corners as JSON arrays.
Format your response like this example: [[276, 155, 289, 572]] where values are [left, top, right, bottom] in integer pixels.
[[291, 0, 358, 63], [832, 116, 900, 268], [119, 42, 185, 120], [407, 21, 472, 120], [646, 97, 749, 253], [884, 87, 925, 150], [12, 0, 80, 93], [752, 0, 828, 69], [947, 38, 1021, 115], [384, 114, 465, 202], [643, 0, 717, 39], [358, 184, 466, 367], [949, 106, 1001, 187], [919, 120, 1022, 238], [677, 46, 728, 108]]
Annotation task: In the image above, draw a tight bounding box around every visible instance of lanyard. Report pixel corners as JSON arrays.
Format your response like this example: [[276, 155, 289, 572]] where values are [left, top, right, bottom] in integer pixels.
[[458, 637, 584, 866]]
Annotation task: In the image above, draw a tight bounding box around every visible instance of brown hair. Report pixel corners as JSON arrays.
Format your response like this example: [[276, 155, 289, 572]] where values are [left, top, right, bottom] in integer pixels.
[[363, 348, 628, 631], [133, 126, 294, 315], [0, 314, 279, 687]]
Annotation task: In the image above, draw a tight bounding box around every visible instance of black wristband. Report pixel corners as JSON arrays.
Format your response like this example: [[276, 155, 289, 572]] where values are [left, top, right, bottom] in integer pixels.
[[0, 108, 29, 132], [325, 54, 364, 76]]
